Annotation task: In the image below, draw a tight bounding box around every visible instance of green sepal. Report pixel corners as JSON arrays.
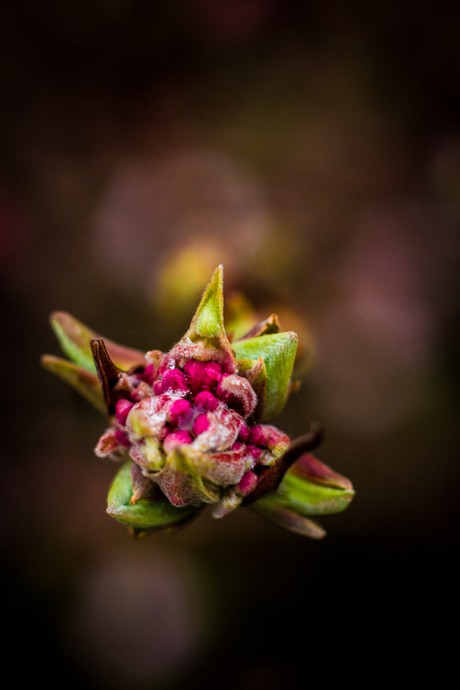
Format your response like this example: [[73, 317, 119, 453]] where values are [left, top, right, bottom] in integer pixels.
[[167, 447, 221, 504], [185, 265, 225, 340], [232, 332, 298, 419], [107, 460, 197, 531], [50, 312, 97, 372], [41, 354, 106, 413], [256, 471, 355, 518], [135, 437, 165, 473], [251, 460, 354, 538], [50, 312, 146, 373], [183, 266, 235, 364]]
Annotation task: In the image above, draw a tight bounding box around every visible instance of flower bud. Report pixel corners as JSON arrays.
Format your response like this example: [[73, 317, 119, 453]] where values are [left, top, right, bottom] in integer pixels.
[[115, 399, 134, 426], [216, 374, 257, 418], [43, 265, 354, 537]]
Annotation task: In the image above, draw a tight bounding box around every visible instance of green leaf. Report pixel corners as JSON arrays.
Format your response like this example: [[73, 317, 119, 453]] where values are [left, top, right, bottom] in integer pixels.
[[256, 471, 355, 517], [50, 312, 98, 372], [40, 354, 106, 413], [107, 461, 197, 531], [251, 462, 354, 537], [185, 265, 226, 341], [50, 312, 146, 373], [180, 265, 236, 368], [233, 332, 298, 419]]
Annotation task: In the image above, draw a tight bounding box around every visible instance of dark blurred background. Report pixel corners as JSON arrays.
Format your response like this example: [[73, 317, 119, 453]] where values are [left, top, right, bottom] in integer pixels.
[[2, 1, 459, 687]]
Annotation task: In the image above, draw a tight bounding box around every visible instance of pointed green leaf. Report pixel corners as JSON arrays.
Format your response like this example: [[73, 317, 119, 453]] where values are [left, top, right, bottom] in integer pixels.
[[233, 332, 298, 419], [185, 265, 226, 341], [41, 354, 106, 413], [256, 470, 355, 517], [177, 266, 236, 369], [107, 460, 197, 531], [252, 501, 326, 538], [50, 312, 146, 373], [50, 312, 98, 372]]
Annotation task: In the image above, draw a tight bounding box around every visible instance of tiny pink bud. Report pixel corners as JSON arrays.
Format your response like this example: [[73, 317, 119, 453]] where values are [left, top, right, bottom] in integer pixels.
[[246, 445, 263, 460], [238, 423, 250, 442], [194, 391, 219, 411], [216, 373, 257, 418], [193, 413, 210, 436], [154, 368, 189, 395], [229, 441, 244, 452], [138, 362, 154, 385], [247, 424, 290, 451], [168, 398, 192, 426], [129, 388, 143, 402], [183, 359, 203, 391], [204, 361, 222, 382], [184, 359, 222, 394], [115, 398, 134, 425], [164, 429, 193, 453], [126, 395, 169, 438], [237, 470, 259, 496]]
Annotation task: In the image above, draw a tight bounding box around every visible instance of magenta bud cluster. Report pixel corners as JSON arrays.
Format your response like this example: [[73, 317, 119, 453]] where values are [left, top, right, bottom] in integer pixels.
[[43, 270, 355, 537], [95, 355, 290, 510]]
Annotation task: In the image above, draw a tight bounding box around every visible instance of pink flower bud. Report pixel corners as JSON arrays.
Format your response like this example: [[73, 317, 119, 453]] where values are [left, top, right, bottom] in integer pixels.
[[193, 413, 210, 436], [138, 362, 155, 385], [216, 373, 257, 418], [238, 423, 250, 442], [115, 398, 134, 425], [204, 361, 222, 381], [237, 470, 259, 496], [168, 398, 192, 426], [230, 441, 244, 452], [246, 445, 263, 460], [153, 368, 189, 395], [192, 405, 242, 452], [126, 396, 169, 438], [184, 359, 222, 394], [247, 424, 290, 452], [194, 391, 219, 411]]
